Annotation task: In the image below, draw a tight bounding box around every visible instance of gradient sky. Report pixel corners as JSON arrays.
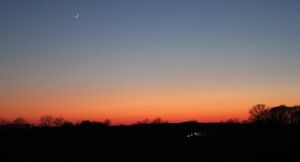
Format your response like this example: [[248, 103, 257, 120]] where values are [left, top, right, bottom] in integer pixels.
[[1, 0, 300, 124]]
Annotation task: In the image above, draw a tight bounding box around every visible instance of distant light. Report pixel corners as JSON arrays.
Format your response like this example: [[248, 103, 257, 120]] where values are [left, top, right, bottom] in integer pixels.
[[186, 131, 207, 138]]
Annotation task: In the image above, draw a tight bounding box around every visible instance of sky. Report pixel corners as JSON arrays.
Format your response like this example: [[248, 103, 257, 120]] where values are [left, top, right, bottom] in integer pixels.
[[1, 0, 300, 124]]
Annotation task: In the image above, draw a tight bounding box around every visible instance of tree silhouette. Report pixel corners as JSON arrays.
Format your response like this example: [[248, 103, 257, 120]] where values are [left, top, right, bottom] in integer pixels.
[[249, 104, 270, 123], [13, 117, 29, 127], [40, 115, 54, 127], [268, 105, 290, 125], [103, 119, 111, 126], [53, 117, 65, 127], [290, 105, 300, 124], [0, 118, 10, 126]]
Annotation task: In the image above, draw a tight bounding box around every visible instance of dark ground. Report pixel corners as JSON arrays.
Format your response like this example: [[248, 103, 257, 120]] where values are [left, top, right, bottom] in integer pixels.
[[1, 122, 300, 162]]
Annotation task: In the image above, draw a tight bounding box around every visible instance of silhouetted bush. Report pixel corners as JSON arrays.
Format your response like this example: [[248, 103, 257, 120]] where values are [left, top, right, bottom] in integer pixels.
[[103, 119, 111, 126], [61, 120, 74, 127], [77, 120, 107, 128], [135, 118, 151, 125], [151, 117, 163, 124], [12, 117, 31, 128], [226, 118, 240, 124]]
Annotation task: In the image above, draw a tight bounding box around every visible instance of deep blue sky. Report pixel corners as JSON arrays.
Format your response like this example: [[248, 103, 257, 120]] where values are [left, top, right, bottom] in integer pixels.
[[1, 0, 300, 123]]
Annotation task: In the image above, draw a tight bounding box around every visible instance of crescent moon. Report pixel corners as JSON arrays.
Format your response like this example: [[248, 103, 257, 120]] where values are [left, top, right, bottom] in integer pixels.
[[74, 13, 79, 19]]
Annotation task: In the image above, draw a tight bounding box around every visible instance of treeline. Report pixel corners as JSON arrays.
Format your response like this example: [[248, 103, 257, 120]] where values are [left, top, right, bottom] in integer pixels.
[[0, 115, 168, 128], [1, 104, 300, 128], [0, 115, 113, 128], [249, 104, 300, 125]]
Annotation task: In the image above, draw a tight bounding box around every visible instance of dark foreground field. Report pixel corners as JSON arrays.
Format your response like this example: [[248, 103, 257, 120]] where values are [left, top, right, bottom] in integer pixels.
[[1, 122, 300, 162]]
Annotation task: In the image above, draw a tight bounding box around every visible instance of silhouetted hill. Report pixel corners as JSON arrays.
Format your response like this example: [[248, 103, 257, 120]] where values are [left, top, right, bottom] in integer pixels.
[[1, 105, 300, 161], [1, 122, 300, 162]]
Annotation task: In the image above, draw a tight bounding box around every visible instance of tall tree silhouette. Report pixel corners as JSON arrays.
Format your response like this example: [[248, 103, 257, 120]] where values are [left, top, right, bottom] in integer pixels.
[[249, 104, 270, 123], [53, 117, 65, 127], [40, 115, 54, 127]]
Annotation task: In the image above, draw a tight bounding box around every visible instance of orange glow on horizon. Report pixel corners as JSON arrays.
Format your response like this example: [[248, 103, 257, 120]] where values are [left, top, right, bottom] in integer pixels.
[[1, 81, 300, 125]]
